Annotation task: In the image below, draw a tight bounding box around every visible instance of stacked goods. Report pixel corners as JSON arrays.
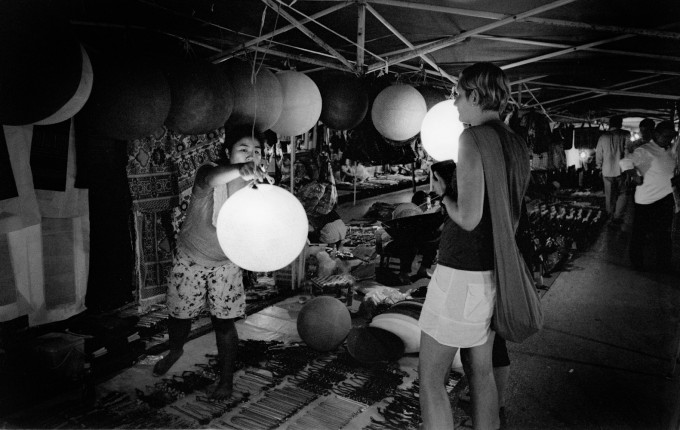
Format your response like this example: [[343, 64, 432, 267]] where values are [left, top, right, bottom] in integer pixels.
[[525, 202, 605, 274]]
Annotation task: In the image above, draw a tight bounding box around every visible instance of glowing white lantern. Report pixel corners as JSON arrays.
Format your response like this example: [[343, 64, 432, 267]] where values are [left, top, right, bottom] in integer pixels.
[[420, 100, 464, 162], [216, 184, 308, 272]]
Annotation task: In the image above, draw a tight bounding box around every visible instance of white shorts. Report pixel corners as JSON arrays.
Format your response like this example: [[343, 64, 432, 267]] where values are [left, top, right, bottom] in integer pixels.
[[418, 265, 496, 348]]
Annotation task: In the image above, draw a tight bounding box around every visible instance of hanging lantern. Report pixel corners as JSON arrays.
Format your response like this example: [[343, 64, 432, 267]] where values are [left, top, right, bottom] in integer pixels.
[[316, 73, 368, 130], [420, 100, 464, 162], [216, 184, 308, 272], [76, 56, 171, 140], [165, 60, 234, 135], [270, 71, 322, 137], [0, 0, 82, 125], [371, 84, 427, 141], [34, 45, 93, 125], [224, 62, 283, 131]]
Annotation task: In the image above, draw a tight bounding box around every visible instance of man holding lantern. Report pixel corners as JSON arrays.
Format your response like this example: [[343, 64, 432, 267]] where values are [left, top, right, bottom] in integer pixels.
[[152, 125, 266, 400]]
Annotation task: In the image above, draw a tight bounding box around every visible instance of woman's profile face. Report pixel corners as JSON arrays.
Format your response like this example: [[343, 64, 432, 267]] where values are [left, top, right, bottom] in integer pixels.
[[229, 137, 262, 165], [453, 86, 473, 124]]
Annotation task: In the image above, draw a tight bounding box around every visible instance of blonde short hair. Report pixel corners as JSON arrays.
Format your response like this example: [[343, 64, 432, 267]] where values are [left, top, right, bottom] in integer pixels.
[[457, 62, 510, 113]]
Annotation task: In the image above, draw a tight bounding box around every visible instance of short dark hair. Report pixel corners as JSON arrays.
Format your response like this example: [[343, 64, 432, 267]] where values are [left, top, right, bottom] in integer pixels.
[[639, 118, 655, 131], [224, 124, 265, 153], [412, 190, 429, 206], [655, 120, 677, 136], [457, 62, 510, 113], [609, 115, 623, 129]]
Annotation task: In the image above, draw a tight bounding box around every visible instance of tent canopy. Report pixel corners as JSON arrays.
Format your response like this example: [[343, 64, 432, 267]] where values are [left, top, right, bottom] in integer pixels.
[[57, 0, 680, 124]]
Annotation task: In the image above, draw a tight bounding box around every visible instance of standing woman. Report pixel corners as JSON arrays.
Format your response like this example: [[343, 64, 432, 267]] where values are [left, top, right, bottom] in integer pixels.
[[418, 63, 531, 429], [153, 125, 265, 400]]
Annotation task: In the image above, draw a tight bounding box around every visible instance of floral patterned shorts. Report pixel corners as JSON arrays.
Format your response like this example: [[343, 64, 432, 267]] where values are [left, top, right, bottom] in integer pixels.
[[166, 248, 246, 319]]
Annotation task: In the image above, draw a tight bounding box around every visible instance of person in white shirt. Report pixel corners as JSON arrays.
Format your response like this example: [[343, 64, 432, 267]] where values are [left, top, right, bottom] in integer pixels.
[[619, 120, 677, 272], [595, 115, 631, 227]]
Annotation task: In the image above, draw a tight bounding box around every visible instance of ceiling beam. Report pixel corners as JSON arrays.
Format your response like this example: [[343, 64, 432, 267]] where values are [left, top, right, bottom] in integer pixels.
[[210, 2, 348, 63], [511, 75, 549, 86], [245, 46, 352, 71], [524, 83, 554, 122], [365, 3, 456, 83], [500, 34, 633, 70], [473, 35, 680, 63], [357, 1, 366, 71], [501, 21, 680, 70], [630, 69, 680, 77], [362, 0, 680, 41], [366, 0, 578, 72], [531, 81, 680, 100], [259, 0, 355, 72], [530, 75, 661, 107], [544, 76, 678, 110]]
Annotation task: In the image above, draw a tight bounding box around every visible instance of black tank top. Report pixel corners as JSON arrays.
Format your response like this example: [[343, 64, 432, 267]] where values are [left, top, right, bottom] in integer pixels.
[[437, 196, 494, 271]]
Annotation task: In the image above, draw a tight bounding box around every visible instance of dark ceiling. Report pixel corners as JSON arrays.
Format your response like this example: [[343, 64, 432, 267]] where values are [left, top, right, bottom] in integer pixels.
[[43, 0, 680, 124]]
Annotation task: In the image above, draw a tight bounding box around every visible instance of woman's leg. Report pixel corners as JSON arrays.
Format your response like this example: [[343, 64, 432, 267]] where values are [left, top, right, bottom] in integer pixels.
[[461, 332, 498, 430], [211, 316, 240, 400], [419, 331, 459, 430]]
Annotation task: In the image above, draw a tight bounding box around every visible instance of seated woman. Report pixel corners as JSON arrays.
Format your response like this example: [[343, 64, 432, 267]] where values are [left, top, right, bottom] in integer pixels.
[[382, 190, 441, 284], [308, 208, 347, 249]]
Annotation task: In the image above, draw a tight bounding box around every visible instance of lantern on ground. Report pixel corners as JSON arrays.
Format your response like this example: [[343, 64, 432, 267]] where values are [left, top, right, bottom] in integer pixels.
[[297, 297, 351, 352], [216, 184, 308, 272], [224, 62, 283, 131], [165, 61, 234, 135], [371, 84, 427, 141], [270, 71, 322, 137], [420, 99, 464, 162]]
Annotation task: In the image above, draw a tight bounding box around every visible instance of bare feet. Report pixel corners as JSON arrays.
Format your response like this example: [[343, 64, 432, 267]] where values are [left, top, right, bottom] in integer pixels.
[[153, 350, 183, 376], [210, 378, 248, 402]]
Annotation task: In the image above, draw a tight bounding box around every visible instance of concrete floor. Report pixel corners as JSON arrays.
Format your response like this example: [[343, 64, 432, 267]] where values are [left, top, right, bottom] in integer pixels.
[[13, 187, 678, 430], [337, 187, 680, 430], [140, 190, 678, 430]]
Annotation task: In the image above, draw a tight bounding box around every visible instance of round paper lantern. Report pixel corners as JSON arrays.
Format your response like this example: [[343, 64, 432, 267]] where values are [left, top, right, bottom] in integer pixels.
[[420, 99, 464, 162], [224, 62, 283, 131], [297, 297, 351, 352], [371, 84, 427, 141], [416, 85, 449, 111], [34, 46, 93, 125], [165, 61, 234, 135], [76, 57, 171, 140], [216, 184, 308, 272], [316, 74, 368, 130], [347, 327, 405, 363], [0, 0, 82, 125], [270, 71, 322, 137], [369, 300, 423, 353]]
